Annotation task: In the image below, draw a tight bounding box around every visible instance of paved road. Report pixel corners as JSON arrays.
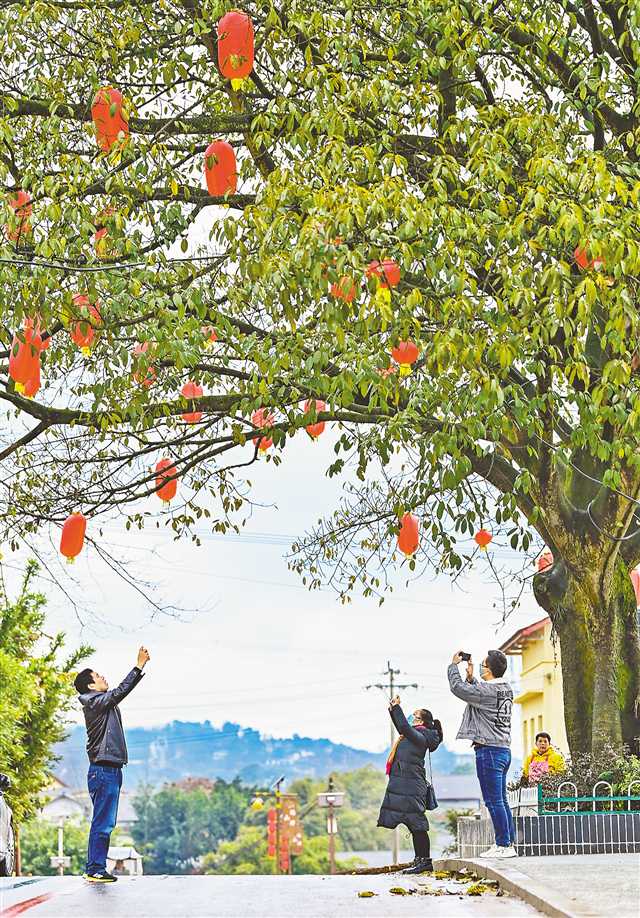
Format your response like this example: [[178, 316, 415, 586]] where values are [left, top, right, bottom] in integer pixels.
[[0, 875, 539, 917]]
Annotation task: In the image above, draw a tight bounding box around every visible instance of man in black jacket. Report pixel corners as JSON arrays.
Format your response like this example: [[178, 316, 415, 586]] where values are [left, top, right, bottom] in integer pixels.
[[74, 646, 150, 883]]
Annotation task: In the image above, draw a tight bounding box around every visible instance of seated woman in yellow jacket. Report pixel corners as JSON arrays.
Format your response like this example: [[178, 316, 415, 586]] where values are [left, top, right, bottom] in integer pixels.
[[523, 732, 565, 784]]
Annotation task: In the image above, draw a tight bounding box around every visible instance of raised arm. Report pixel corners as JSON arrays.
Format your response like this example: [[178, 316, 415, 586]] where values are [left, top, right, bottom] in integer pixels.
[[447, 663, 496, 708], [84, 647, 149, 713], [389, 704, 428, 751]]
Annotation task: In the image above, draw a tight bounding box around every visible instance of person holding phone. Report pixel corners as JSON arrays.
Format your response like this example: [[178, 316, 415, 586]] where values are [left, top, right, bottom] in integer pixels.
[[74, 647, 150, 883], [448, 650, 516, 859], [377, 696, 443, 874]]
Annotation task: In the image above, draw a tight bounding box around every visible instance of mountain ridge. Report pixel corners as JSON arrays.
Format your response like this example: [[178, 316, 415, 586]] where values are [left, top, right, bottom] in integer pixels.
[[54, 720, 476, 788]]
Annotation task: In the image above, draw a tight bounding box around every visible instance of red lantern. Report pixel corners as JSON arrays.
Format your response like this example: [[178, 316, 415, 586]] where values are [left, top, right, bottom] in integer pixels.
[[181, 381, 204, 423], [70, 295, 102, 354], [398, 512, 419, 556], [304, 399, 326, 439], [537, 550, 554, 572], [366, 259, 401, 288], [217, 11, 254, 88], [9, 325, 42, 392], [132, 342, 157, 388], [391, 340, 419, 375], [202, 325, 218, 347], [155, 458, 178, 503], [23, 360, 41, 398], [630, 568, 640, 608], [91, 87, 129, 153], [251, 408, 275, 451], [474, 529, 493, 550], [60, 512, 87, 562], [330, 276, 356, 302], [574, 244, 604, 272], [6, 190, 32, 243], [204, 140, 237, 197]]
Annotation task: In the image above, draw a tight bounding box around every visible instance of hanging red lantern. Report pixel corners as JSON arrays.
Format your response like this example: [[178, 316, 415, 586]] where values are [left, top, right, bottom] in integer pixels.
[[132, 342, 157, 388], [202, 325, 218, 347], [537, 550, 554, 572], [574, 244, 604, 272], [630, 568, 640, 608], [204, 140, 237, 197], [474, 528, 493, 550], [181, 381, 204, 423], [366, 259, 401, 289], [251, 408, 275, 451], [155, 458, 178, 503], [23, 360, 41, 399], [6, 190, 32, 243], [217, 10, 254, 89], [330, 276, 356, 303], [70, 295, 102, 354], [304, 399, 326, 439], [91, 87, 129, 153], [390, 340, 419, 376], [8, 325, 42, 393], [60, 512, 87, 562], [398, 512, 419, 556]]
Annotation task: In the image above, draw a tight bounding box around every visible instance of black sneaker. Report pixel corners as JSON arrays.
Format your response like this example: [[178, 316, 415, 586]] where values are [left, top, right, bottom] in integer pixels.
[[402, 858, 433, 875], [83, 871, 118, 883]]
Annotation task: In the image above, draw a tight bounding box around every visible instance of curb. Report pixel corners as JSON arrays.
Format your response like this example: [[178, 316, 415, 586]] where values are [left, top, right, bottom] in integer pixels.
[[434, 858, 578, 918]]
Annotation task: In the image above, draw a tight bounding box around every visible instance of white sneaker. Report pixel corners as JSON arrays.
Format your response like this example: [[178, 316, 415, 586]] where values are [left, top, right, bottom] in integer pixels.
[[496, 845, 518, 858], [478, 844, 500, 858]]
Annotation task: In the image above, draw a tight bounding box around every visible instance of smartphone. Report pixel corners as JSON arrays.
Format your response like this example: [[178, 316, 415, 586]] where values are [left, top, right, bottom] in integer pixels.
[[460, 652, 472, 662]]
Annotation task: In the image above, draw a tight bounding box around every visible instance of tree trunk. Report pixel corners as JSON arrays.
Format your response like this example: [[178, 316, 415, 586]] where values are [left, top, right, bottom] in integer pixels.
[[533, 556, 640, 758]]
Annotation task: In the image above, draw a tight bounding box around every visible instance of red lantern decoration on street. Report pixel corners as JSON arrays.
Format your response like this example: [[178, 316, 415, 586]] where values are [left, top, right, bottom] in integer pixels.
[[474, 529, 493, 550], [70, 294, 102, 354], [251, 408, 275, 451], [181, 381, 204, 423], [8, 324, 42, 393], [132, 342, 157, 388], [304, 399, 326, 439], [91, 87, 129, 153], [204, 141, 237, 197], [630, 568, 640, 608], [537, 550, 554, 572], [574, 244, 604, 272], [391, 340, 419, 376], [267, 809, 277, 858], [60, 512, 87, 562], [202, 325, 218, 347], [155, 459, 178, 503], [398, 512, 419, 556], [6, 190, 32, 243], [217, 10, 254, 89], [366, 259, 401, 289], [94, 207, 116, 259]]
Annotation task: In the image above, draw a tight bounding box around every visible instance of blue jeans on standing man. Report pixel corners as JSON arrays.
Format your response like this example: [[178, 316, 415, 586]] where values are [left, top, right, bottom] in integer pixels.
[[86, 764, 122, 873], [475, 745, 516, 847]]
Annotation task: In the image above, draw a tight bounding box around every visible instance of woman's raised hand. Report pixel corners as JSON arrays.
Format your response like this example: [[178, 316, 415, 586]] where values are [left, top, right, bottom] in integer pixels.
[[390, 695, 401, 707]]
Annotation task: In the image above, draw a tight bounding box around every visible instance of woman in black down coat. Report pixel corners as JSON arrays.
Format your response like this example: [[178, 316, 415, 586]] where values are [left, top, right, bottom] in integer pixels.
[[377, 695, 443, 874]]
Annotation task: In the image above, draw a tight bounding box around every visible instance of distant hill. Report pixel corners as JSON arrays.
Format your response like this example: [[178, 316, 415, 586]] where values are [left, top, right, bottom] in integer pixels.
[[54, 721, 476, 789]]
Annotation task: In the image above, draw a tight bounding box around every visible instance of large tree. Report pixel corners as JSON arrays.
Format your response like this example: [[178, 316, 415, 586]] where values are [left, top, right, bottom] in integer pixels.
[[1, 1, 640, 757]]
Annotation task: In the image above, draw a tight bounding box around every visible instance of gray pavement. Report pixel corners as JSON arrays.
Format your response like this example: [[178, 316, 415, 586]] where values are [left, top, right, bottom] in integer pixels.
[[438, 855, 640, 918], [0, 875, 538, 918]]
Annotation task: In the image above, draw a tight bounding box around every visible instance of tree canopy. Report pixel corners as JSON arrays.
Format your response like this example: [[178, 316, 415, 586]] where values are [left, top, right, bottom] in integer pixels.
[[2, 1, 640, 755], [0, 561, 91, 824]]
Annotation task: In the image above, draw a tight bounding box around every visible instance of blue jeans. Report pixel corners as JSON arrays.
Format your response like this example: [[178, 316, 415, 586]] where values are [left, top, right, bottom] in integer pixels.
[[86, 764, 122, 873], [475, 746, 516, 847]]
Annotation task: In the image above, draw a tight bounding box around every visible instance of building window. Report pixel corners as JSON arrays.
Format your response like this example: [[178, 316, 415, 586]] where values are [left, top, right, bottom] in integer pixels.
[[530, 718, 535, 745], [538, 715, 543, 733], [523, 720, 528, 751]]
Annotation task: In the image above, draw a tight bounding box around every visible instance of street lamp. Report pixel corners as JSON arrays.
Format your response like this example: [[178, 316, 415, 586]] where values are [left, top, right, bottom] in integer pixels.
[[317, 778, 345, 875]]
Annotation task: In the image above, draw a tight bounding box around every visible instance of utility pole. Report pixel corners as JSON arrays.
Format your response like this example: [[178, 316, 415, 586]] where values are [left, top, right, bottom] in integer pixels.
[[273, 775, 285, 875], [366, 661, 418, 867]]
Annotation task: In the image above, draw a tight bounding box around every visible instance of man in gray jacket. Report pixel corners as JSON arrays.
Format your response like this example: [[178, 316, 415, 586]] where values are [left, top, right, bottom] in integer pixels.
[[448, 650, 516, 859], [74, 647, 150, 882]]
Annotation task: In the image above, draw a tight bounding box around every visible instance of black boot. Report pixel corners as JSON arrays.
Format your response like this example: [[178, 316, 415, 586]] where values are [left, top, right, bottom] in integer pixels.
[[403, 858, 433, 875]]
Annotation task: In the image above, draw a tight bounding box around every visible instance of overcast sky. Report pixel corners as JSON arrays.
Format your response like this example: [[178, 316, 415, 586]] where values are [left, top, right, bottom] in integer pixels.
[[3, 424, 544, 762]]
